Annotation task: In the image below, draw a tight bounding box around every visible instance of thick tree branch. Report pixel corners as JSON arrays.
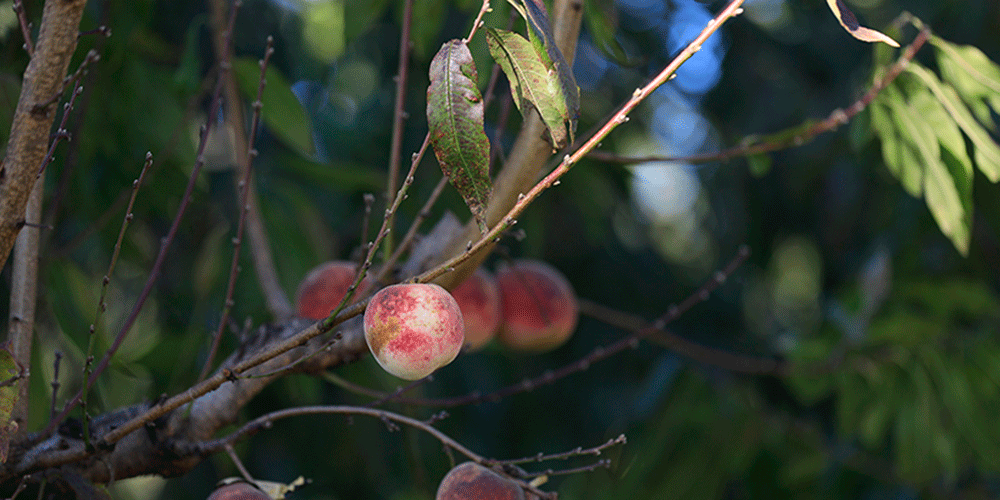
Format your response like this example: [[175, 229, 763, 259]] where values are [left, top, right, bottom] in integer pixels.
[[0, 0, 87, 269]]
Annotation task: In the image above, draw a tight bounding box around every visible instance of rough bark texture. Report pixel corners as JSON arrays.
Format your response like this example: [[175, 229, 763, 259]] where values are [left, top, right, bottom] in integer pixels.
[[0, 0, 88, 269]]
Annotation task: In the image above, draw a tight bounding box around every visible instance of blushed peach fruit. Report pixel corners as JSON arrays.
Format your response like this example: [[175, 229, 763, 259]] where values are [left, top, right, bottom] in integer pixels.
[[295, 260, 372, 320], [436, 462, 525, 500], [496, 260, 578, 352], [450, 268, 502, 351], [363, 283, 465, 380], [206, 482, 271, 500]]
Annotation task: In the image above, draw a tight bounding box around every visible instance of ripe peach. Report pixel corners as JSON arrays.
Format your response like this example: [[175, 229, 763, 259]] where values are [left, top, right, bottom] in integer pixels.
[[363, 283, 465, 380], [295, 260, 372, 320], [450, 268, 502, 351], [436, 462, 525, 500], [496, 260, 578, 352], [206, 481, 270, 500]]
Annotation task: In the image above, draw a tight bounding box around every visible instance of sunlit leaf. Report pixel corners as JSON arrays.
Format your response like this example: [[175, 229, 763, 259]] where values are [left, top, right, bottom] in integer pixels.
[[933, 38, 1000, 131], [486, 28, 572, 147], [507, 0, 580, 143], [232, 58, 315, 157], [825, 0, 899, 47], [907, 63, 1000, 182], [883, 85, 969, 254], [427, 40, 492, 232], [870, 100, 921, 196]]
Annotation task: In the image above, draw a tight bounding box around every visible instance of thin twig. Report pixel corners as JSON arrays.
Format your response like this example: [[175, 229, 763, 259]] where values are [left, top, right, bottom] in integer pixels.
[[35, 82, 82, 178], [196, 405, 485, 463], [42, 0, 243, 439], [464, 0, 492, 43], [587, 27, 931, 166], [224, 443, 255, 482], [373, 174, 448, 285], [383, 0, 416, 259], [208, 0, 292, 319], [488, 434, 626, 466], [12, 0, 33, 56], [48, 352, 62, 424], [199, 38, 276, 383]]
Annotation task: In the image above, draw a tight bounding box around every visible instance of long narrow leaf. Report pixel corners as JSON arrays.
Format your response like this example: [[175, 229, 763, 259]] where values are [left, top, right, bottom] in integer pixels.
[[427, 40, 492, 232], [907, 64, 1000, 182], [486, 28, 572, 147]]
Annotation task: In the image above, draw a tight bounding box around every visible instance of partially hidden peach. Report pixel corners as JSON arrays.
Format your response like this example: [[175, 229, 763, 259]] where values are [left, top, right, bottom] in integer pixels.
[[363, 283, 465, 380], [497, 260, 578, 352], [206, 481, 271, 500], [436, 462, 525, 500], [450, 268, 502, 351], [295, 260, 372, 320]]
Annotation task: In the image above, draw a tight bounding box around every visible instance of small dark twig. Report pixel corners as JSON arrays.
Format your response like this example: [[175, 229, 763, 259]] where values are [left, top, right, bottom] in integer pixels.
[[199, 37, 276, 384], [35, 83, 84, 178], [49, 352, 62, 423], [383, 0, 416, 259], [196, 405, 485, 463], [488, 434, 627, 466], [11, 0, 34, 56], [373, 173, 448, 285], [224, 443, 255, 482], [32, 49, 99, 114]]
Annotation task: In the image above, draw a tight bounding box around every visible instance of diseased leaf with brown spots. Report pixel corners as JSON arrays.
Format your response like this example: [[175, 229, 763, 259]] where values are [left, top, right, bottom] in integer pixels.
[[427, 40, 492, 233], [826, 0, 899, 47], [505, 0, 580, 145], [487, 28, 572, 147]]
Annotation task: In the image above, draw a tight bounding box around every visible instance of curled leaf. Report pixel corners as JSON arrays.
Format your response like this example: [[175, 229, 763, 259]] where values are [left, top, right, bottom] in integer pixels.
[[427, 40, 492, 232], [825, 0, 899, 47]]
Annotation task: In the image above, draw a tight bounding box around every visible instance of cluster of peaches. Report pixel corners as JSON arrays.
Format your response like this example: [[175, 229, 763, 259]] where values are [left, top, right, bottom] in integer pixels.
[[294, 259, 579, 380]]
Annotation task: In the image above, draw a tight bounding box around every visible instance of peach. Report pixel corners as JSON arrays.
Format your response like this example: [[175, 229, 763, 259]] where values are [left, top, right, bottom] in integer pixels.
[[363, 283, 465, 380], [436, 462, 525, 500], [496, 260, 578, 352], [295, 260, 372, 320], [206, 481, 270, 500], [450, 268, 502, 351]]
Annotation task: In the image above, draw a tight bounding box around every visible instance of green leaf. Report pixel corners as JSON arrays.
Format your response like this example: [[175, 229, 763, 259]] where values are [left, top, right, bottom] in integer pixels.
[[870, 100, 921, 197], [907, 63, 1000, 182], [232, 58, 315, 157], [486, 28, 572, 148], [882, 84, 970, 254], [427, 40, 492, 232], [932, 37, 1000, 129], [824, 0, 899, 47], [507, 0, 580, 143], [0, 343, 19, 463]]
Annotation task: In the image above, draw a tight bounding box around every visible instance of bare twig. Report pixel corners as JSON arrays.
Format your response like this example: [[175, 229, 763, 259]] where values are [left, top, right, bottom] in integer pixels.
[[383, 0, 416, 259], [11, 0, 33, 56], [224, 443, 255, 482], [373, 174, 449, 285], [588, 27, 930, 166], [200, 37, 277, 383], [196, 405, 485, 463], [48, 352, 62, 424], [208, 0, 293, 319], [488, 434, 626, 466]]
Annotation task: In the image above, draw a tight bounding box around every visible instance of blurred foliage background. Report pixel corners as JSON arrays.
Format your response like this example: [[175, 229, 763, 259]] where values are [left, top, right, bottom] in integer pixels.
[[1, 0, 999, 498]]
